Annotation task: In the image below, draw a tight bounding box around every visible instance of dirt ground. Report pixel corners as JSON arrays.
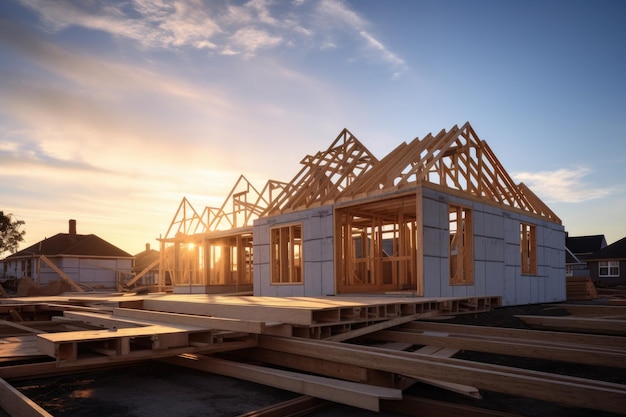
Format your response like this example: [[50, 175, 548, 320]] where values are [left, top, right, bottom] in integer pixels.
[[5, 302, 626, 417]]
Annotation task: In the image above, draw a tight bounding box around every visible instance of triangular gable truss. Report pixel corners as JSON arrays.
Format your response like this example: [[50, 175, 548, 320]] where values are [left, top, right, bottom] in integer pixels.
[[264, 128, 378, 216], [206, 175, 287, 231], [343, 122, 560, 224], [164, 177, 288, 240], [163, 197, 208, 239]]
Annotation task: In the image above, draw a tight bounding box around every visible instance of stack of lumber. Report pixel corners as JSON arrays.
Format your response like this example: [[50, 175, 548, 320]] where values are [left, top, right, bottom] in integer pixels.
[[566, 276, 598, 300]]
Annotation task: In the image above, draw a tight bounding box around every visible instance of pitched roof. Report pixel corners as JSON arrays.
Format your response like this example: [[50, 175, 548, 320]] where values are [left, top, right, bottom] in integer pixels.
[[5, 233, 132, 259], [587, 237, 626, 261], [566, 235, 607, 257]]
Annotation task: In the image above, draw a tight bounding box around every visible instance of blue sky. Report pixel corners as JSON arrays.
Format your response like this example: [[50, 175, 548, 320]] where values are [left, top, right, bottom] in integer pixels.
[[1, 0, 625, 255]]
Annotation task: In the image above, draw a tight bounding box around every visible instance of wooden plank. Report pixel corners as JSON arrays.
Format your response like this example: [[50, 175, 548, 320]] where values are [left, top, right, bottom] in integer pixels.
[[113, 307, 266, 334], [0, 377, 52, 417], [125, 258, 160, 287], [516, 315, 626, 336], [142, 299, 314, 325], [257, 335, 626, 414], [370, 329, 626, 368], [0, 321, 46, 335], [406, 321, 626, 349], [163, 354, 402, 412], [409, 345, 480, 399], [546, 304, 626, 317], [241, 348, 371, 383]]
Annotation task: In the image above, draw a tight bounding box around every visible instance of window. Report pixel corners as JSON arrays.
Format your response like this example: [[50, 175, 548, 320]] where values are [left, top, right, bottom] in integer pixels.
[[520, 223, 537, 275], [449, 204, 473, 285], [599, 261, 619, 277], [271, 224, 303, 284]]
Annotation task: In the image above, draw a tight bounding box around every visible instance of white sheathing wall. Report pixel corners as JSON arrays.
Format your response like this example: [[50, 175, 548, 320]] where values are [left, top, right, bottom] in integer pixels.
[[40, 257, 132, 288], [421, 187, 565, 306], [253, 206, 334, 297]]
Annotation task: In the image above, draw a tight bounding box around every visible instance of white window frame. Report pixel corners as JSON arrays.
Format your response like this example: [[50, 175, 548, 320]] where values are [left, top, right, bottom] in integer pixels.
[[599, 261, 619, 277]]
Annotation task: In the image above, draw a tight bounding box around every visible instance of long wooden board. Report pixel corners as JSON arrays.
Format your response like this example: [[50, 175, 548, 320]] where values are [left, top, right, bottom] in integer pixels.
[[162, 354, 402, 412], [404, 321, 626, 349], [516, 315, 626, 336], [0, 377, 52, 417]]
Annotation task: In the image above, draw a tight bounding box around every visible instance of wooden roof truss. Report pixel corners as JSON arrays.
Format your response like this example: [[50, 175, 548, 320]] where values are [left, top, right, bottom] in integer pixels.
[[342, 122, 560, 224], [163, 197, 208, 240], [264, 128, 378, 216], [205, 175, 287, 232], [163, 176, 288, 241]]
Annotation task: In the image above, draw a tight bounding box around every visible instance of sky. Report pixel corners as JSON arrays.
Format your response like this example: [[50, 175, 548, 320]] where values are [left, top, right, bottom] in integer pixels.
[[1, 0, 625, 256]]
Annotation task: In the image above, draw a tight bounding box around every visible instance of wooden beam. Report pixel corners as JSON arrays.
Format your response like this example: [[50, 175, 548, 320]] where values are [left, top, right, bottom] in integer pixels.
[[370, 329, 626, 368], [125, 258, 160, 287], [0, 377, 52, 417], [516, 315, 626, 336], [403, 321, 626, 349], [257, 335, 626, 414], [38, 255, 83, 292], [409, 346, 480, 399], [162, 354, 402, 412], [239, 348, 370, 383], [0, 320, 46, 335], [546, 304, 626, 317]]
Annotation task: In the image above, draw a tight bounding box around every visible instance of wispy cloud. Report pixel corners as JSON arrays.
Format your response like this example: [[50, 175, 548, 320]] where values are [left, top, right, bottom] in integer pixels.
[[513, 167, 613, 203], [16, 0, 407, 76]]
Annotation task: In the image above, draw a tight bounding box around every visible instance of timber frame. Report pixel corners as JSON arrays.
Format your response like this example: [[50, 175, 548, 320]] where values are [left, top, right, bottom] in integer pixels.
[[151, 122, 564, 300]]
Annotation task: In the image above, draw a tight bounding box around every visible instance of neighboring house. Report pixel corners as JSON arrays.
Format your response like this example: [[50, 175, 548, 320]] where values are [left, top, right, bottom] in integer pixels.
[[157, 123, 566, 306], [585, 237, 626, 286], [1, 220, 133, 290], [565, 234, 607, 277]]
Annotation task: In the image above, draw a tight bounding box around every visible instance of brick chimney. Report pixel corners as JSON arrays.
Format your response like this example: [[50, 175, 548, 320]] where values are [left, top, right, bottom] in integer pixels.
[[69, 219, 77, 243], [146, 243, 151, 251]]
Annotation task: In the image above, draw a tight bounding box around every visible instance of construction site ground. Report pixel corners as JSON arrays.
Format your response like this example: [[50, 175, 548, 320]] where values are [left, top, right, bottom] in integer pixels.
[[0, 294, 623, 417]]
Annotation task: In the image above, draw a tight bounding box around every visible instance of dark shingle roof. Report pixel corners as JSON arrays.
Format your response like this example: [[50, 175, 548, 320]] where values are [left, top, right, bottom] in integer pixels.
[[5, 233, 132, 259], [566, 235, 607, 258], [587, 237, 626, 261]]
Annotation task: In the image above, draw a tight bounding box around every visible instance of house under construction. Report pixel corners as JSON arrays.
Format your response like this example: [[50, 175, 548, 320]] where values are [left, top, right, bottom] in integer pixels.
[[153, 122, 565, 306]]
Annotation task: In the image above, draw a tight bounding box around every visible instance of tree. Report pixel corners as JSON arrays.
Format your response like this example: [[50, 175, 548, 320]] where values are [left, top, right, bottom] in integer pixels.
[[0, 212, 26, 257]]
